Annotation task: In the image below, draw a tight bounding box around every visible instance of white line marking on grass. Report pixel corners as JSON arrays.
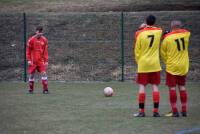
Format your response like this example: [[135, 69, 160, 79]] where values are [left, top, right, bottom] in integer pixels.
[[176, 127, 200, 134]]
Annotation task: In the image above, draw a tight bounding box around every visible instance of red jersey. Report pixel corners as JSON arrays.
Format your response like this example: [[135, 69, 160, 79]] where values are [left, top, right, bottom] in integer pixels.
[[26, 35, 48, 65]]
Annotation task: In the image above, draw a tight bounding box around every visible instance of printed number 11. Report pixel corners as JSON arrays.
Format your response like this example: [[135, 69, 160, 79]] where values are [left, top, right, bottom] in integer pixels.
[[175, 38, 185, 51]]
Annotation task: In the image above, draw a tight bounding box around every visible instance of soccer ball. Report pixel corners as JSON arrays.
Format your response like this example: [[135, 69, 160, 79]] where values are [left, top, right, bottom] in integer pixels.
[[103, 87, 114, 97]]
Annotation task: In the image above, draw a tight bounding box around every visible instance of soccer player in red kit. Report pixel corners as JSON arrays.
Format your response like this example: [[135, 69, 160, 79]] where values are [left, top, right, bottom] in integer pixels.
[[26, 26, 49, 94], [133, 15, 162, 117], [161, 21, 190, 117]]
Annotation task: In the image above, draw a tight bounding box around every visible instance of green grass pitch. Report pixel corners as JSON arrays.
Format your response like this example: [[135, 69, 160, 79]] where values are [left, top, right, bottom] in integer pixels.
[[0, 81, 200, 134]]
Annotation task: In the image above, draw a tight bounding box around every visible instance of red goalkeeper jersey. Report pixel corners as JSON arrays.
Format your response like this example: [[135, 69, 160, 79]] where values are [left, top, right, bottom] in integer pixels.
[[26, 35, 48, 65]]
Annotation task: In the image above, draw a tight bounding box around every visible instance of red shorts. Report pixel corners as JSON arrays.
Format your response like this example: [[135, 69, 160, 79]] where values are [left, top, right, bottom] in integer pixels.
[[137, 71, 160, 85], [28, 64, 46, 74], [166, 72, 186, 87]]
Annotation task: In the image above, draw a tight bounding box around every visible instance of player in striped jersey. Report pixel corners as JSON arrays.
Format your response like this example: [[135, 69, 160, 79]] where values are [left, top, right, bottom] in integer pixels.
[[133, 15, 162, 117], [161, 20, 191, 117]]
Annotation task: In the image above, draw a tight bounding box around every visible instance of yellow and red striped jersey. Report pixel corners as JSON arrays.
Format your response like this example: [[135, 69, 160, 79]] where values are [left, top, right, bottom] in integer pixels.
[[161, 29, 191, 76], [134, 26, 162, 73]]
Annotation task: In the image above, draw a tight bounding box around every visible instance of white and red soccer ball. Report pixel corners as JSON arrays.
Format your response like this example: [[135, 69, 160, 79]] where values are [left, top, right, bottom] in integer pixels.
[[103, 87, 114, 97]]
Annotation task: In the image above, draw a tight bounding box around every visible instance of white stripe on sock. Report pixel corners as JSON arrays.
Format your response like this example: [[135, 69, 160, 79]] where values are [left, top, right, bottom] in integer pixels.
[[29, 78, 34, 82], [41, 77, 48, 80]]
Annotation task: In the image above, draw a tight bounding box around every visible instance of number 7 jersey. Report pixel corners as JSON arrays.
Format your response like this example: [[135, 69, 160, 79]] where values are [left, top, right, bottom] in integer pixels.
[[161, 29, 191, 76], [134, 26, 162, 73]]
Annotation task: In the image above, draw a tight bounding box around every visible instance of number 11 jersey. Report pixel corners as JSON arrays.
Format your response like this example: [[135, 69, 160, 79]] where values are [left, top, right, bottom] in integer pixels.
[[161, 29, 191, 76]]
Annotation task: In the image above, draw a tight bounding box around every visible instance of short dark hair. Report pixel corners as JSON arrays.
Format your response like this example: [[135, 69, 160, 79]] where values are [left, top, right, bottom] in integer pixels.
[[36, 26, 43, 33], [146, 15, 156, 26]]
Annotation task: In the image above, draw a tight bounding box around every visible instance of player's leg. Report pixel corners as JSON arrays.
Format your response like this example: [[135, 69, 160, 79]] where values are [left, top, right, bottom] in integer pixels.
[[138, 84, 146, 113], [178, 86, 187, 116], [150, 72, 161, 117], [28, 73, 35, 93], [41, 71, 48, 94], [134, 84, 146, 117], [166, 72, 179, 117], [134, 73, 147, 117], [178, 76, 187, 117], [28, 65, 36, 93], [168, 87, 179, 117], [38, 64, 49, 94], [152, 84, 160, 117]]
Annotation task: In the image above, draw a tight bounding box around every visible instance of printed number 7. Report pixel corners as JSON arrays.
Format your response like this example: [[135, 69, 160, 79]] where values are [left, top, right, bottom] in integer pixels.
[[148, 35, 154, 48]]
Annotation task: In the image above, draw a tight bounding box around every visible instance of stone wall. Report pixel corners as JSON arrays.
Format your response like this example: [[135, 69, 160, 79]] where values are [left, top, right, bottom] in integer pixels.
[[0, 11, 199, 81]]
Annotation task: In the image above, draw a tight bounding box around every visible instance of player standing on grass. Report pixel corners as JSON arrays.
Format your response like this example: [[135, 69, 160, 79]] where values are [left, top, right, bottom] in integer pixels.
[[26, 26, 49, 94], [133, 15, 162, 117], [161, 20, 190, 117]]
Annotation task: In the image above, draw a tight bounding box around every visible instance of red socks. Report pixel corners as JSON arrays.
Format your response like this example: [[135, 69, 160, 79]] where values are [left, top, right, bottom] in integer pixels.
[[138, 92, 146, 113], [169, 90, 178, 113], [180, 90, 187, 113], [169, 89, 187, 113], [42, 77, 48, 91], [137, 89, 187, 114], [138, 92, 160, 113], [29, 79, 34, 91], [152, 91, 160, 113], [29, 77, 48, 92]]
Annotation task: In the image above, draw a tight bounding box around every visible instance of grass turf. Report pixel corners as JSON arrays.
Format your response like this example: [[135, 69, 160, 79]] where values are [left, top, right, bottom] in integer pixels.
[[0, 81, 200, 134]]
